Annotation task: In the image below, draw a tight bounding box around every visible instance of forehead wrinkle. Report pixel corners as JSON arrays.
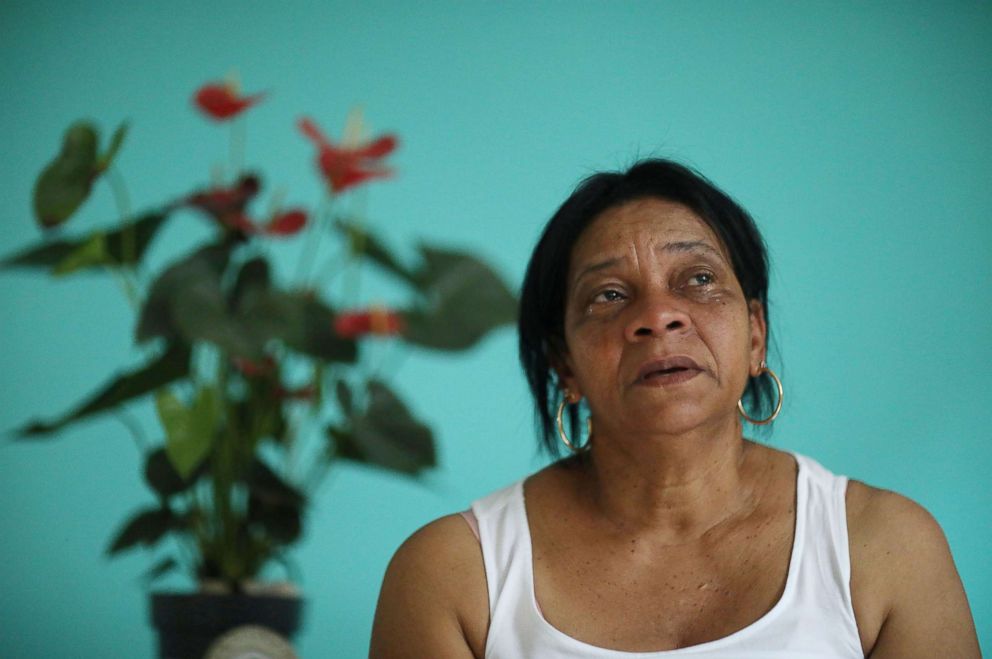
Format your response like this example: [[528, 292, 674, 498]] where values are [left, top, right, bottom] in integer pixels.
[[569, 204, 726, 288], [572, 257, 622, 287], [659, 240, 726, 262], [571, 239, 724, 288]]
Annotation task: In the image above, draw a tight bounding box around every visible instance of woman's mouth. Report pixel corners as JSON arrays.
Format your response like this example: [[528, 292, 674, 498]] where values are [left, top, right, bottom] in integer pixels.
[[635, 357, 704, 386]]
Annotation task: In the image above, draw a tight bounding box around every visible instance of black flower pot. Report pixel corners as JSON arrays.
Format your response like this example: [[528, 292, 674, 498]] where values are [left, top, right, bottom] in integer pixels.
[[150, 591, 304, 659]]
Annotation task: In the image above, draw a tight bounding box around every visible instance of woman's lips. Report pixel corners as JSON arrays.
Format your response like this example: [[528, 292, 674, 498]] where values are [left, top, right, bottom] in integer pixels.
[[635, 356, 704, 386]]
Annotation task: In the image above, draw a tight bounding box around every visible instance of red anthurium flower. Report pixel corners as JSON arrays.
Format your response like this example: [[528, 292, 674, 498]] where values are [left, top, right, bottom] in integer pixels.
[[185, 175, 260, 223], [224, 213, 257, 234], [185, 177, 306, 237], [194, 82, 265, 120], [232, 355, 277, 377], [333, 307, 404, 339], [225, 209, 307, 237], [298, 117, 398, 193], [274, 384, 317, 401], [262, 209, 307, 236]]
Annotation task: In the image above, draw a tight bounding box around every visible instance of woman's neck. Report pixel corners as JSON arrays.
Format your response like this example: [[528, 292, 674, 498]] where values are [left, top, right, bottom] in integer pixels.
[[578, 417, 761, 543]]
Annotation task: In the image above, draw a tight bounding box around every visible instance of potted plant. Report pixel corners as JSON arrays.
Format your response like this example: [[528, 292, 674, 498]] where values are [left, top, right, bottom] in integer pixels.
[[3, 78, 516, 657]]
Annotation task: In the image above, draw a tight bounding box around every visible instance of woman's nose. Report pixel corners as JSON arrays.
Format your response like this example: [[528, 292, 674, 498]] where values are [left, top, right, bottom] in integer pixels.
[[624, 291, 691, 341]]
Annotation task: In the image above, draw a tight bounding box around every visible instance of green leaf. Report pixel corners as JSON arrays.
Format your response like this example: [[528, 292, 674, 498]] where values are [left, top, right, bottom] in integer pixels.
[[141, 556, 179, 584], [230, 257, 270, 309], [156, 386, 221, 479], [290, 294, 359, 363], [232, 396, 286, 445], [136, 243, 229, 341], [336, 380, 436, 475], [103, 211, 170, 267], [327, 425, 360, 461], [96, 121, 128, 172], [137, 242, 272, 359], [335, 379, 353, 415], [235, 287, 301, 346], [229, 258, 290, 353], [172, 271, 265, 359], [238, 289, 357, 363], [248, 459, 304, 508], [334, 219, 417, 285], [247, 459, 304, 544], [106, 507, 176, 555], [15, 342, 192, 438], [247, 496, 302, 544], [52, 232, 108, 275], [402, 246, 517, 350], [0, 211, 170, 273], [144, 447, 199, 498], [33, 121, 100, 228], [0, 239, 79, 271]]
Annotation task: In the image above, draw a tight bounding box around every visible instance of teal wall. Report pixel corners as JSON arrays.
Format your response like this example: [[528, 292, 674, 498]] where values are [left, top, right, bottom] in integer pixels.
[[1, 2, 989, 656]]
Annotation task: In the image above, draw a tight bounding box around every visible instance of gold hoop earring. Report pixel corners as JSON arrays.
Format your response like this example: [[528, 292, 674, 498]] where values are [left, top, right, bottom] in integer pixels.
[[737, 361, 783, 425], [555, 391, 592, 453]]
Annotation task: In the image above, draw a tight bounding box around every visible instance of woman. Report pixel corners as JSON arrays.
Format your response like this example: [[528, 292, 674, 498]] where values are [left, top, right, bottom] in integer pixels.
[[370, 159, 980, 658]]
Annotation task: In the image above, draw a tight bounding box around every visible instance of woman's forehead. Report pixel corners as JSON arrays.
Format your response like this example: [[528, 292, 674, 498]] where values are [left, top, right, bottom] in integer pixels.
[[569, 198, 728, 270]]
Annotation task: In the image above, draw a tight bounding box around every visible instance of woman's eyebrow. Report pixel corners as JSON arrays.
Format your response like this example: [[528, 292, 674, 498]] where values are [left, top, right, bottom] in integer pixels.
[[572, 258, 621, 287], [660, 240, 724, 259], [572, 241, 724, 287]]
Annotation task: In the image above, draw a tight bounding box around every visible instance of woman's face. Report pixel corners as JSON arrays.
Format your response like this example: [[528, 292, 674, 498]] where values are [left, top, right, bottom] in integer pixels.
[[559, 197, 766, 437]]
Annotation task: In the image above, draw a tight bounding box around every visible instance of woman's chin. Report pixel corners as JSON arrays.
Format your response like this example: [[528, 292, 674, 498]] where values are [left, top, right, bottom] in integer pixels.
[[615, 399, 736, 440]]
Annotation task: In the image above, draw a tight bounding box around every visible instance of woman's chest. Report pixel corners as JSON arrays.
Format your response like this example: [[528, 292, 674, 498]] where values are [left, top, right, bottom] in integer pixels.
[[530, 513, 795, 652]]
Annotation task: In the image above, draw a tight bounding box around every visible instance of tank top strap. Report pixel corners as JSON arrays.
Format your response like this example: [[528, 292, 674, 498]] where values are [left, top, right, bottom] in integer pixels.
[[471, 480, 530, 617], [791, 453, 852, 590], [789, 452, 863, 654]]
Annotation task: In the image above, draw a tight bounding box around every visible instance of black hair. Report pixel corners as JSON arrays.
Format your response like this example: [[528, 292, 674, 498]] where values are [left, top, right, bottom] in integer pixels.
[[518, 158, 775, 456]]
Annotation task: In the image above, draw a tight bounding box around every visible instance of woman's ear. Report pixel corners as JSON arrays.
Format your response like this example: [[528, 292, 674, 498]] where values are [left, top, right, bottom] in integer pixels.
[[748, 299, 768, 375], [550, 350, 582, 401]]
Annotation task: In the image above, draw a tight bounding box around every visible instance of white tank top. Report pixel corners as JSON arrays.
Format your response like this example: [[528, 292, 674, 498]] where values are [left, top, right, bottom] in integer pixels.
[[470, 452, 864, 658]]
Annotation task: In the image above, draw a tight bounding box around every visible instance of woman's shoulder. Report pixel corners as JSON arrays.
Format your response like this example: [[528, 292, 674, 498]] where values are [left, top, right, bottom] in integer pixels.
[[845, 477, 948, 598], [385, 513, 489, 603], [844, 477, 954, 586], [391, 513, 485, 566], [370, 513, 489, 658], [845, 478, 940, 537], [844, 478, 980, 657]]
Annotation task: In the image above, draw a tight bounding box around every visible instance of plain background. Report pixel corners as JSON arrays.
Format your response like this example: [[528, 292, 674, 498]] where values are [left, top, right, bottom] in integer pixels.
[[1, 2, 989, 656]]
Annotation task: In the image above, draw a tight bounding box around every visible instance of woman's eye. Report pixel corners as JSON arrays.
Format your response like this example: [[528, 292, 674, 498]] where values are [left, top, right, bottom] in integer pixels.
[[688, 272, 715, 286], [593, 288, 625, 303]]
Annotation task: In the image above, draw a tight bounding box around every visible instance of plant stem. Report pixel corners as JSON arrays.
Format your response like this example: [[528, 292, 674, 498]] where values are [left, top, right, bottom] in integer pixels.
[[107, 167, 134, 260], [367, 336, 406, 382], [172, 522, 198, 581], [284, 402, 308, 482], [305, 451, 339, 499], [213, 353, 238, 580], [311, 246, 349, 285], [191, 479, 212, 576], [106, 168, 141, 309], [294, 192, 333, 284], [342, 189, 370, 307], [114, 408, 149, 453], [230, 119, 245, 177]]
